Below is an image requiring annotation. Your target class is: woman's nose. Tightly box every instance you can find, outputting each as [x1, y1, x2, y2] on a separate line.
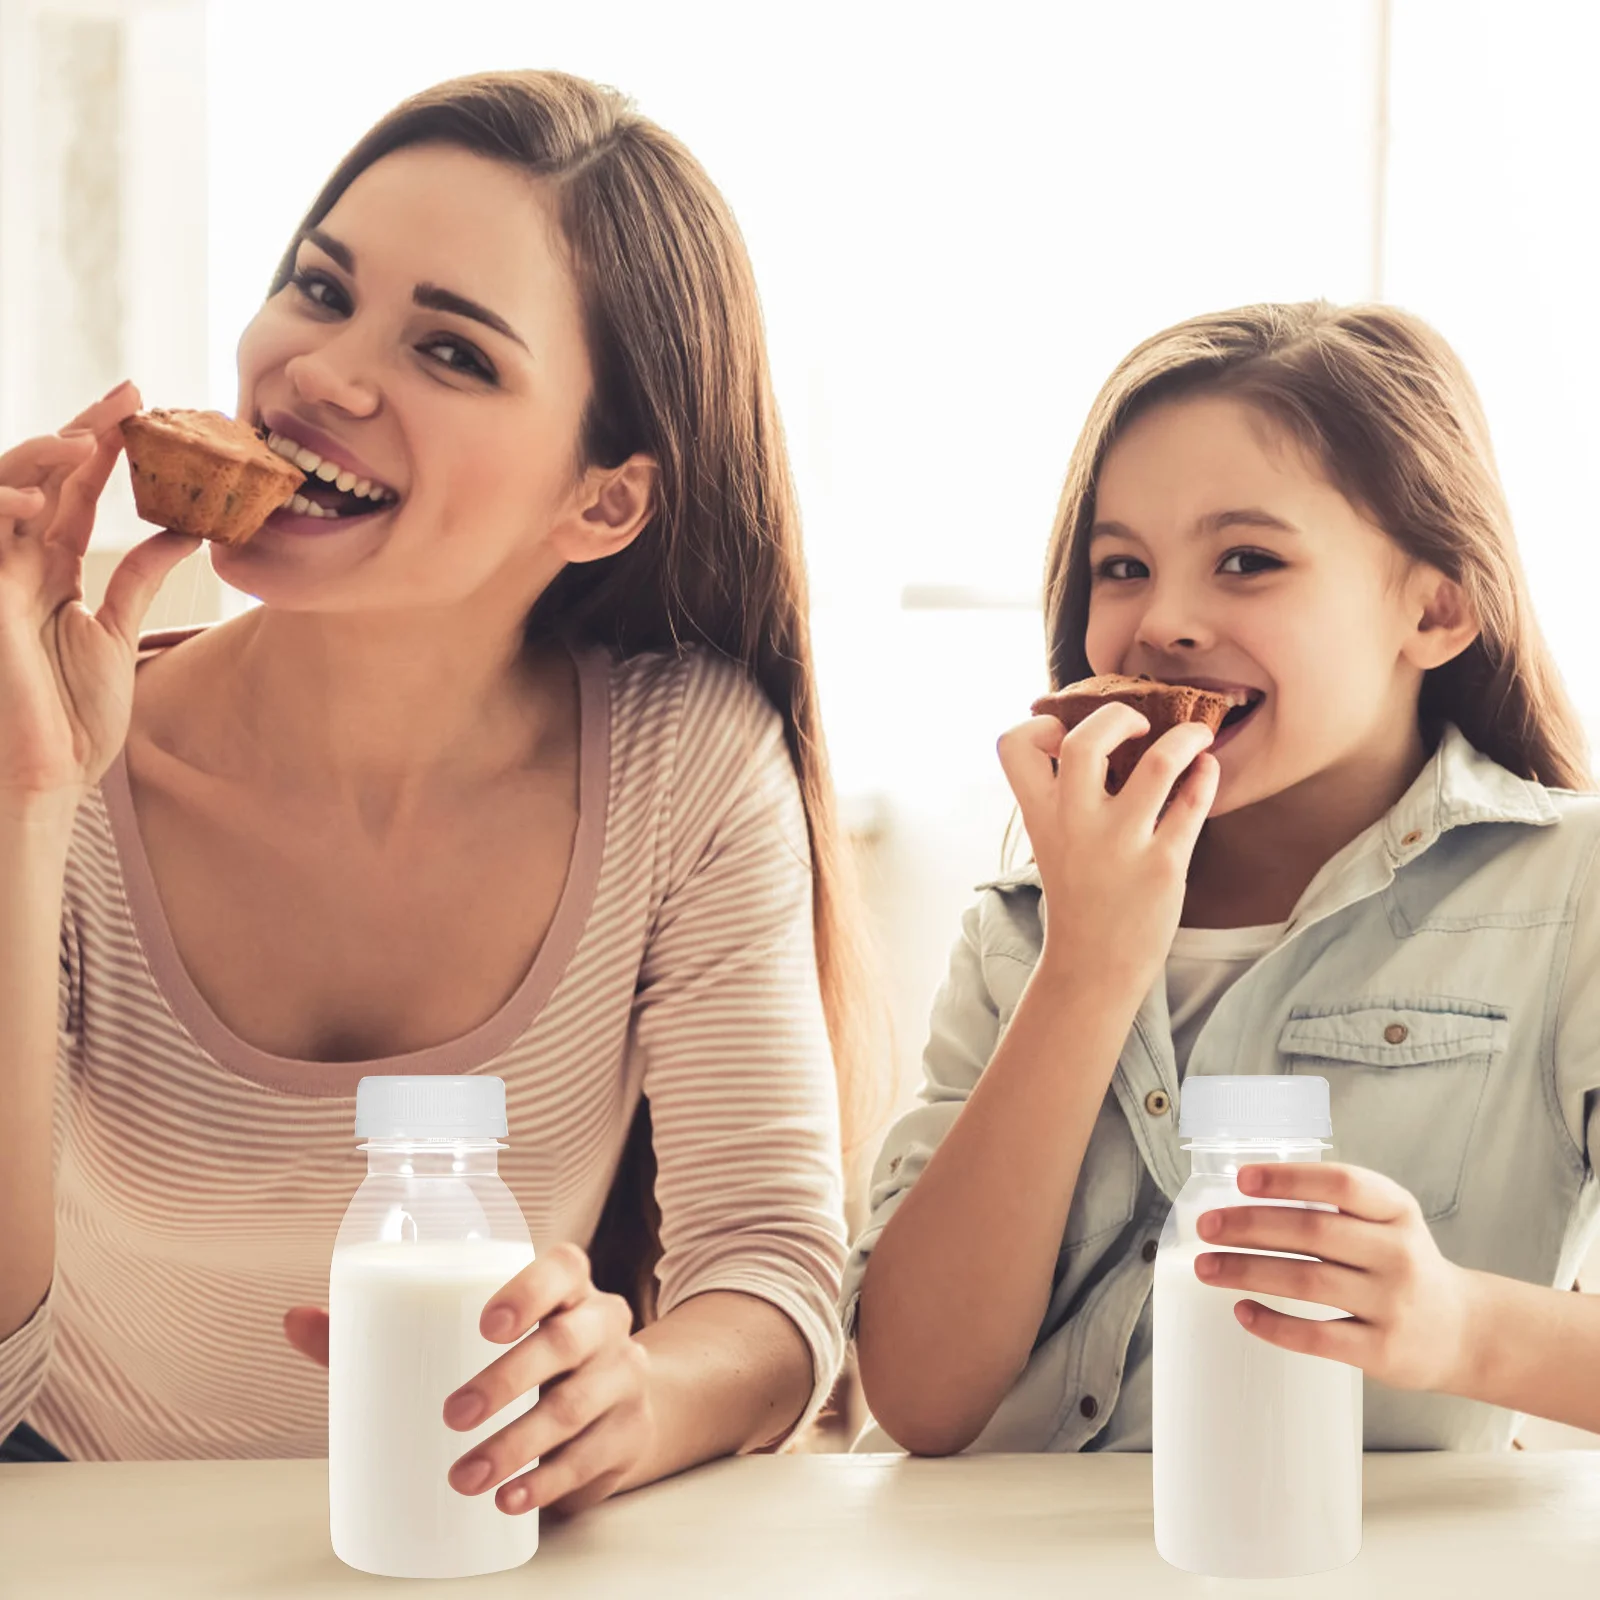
[283, 342, 379, 419]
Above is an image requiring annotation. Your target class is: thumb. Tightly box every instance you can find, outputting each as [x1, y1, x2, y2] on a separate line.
[283, 1305, 330, 1369]
[96, 531, 204, 647]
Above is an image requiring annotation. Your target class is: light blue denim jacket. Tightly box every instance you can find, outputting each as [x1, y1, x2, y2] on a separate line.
[841, 726, 1600, 1452]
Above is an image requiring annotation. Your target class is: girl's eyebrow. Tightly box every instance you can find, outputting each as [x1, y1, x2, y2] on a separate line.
[297, 227, 530, 352]
[1089, 507, 1303, 543]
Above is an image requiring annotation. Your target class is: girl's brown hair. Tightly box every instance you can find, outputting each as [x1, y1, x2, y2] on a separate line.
[269, 70, 884, 1320]
[1043, 301, 1590, 791]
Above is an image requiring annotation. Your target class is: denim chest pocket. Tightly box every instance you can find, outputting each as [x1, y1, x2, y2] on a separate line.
[1277, 999, 1506, 1222]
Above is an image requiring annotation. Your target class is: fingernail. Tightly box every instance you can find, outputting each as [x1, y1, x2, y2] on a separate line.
[1197, 1254, 1221, 1278]
[1197, 1211, 1221, 1238]
[445, 1390, 487, 1429]
[455, 1455, 493, 1494]
[483, 1304, 516, 1340]
[502, 1483, 531, 1513]
[100, 380, 132, 402]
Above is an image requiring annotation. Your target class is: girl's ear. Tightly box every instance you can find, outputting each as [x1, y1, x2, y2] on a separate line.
[549, 454, 659, 566]
[1404, 566, 1479, 671]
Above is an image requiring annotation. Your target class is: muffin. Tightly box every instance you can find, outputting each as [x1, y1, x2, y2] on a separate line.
[120, 409, 305, 546]
[1031, 673, 1247, 792]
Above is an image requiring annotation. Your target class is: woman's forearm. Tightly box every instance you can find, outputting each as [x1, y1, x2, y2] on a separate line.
[620, 1289, 815, 1491]
[1456, 1269, 1600, 1434]
[855, 958, 1141, 1456]
[0, 795, 78, 1342]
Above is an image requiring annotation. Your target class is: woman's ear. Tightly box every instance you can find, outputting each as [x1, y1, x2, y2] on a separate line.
[550, 454, 659, 565]
[1404, 566, 1479, 671]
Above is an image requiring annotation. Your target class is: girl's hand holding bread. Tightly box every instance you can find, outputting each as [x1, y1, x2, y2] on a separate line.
[0, 382, 201, 804]
[998, 698, 1220, 1003]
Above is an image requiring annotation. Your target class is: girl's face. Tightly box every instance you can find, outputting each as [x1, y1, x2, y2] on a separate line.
[228, 143, 618, 612]
[1085, 393, 1451, 818]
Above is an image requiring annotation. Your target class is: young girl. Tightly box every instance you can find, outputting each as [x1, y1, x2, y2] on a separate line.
[844, 301, 1600, 1455]
[0, 71, 875, 1514]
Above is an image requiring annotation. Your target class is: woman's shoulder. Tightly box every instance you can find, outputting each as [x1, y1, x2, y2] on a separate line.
[603, 643, 783, 766]
[604, 640, 774, 715]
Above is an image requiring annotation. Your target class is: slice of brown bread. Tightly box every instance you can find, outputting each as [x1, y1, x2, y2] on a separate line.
[1031, 673, 1245, 792]
[120, 409, 305, 546]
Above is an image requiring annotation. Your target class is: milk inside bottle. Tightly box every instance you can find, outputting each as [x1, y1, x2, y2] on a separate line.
[329, 1075, 539, 1579]
[1153, 1073, 1362, 1579]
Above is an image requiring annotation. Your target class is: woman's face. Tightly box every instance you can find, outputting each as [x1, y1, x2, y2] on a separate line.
[1084, 393, 1447, 817]
[228, 143, 602, 612]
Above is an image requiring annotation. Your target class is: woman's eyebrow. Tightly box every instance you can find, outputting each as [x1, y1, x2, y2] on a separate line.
[298, 227, 529, 352]
[303, 227, 355, 272]
[413, 284, 529, 352]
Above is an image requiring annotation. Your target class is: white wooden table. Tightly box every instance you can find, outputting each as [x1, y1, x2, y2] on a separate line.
[3, 1451, 1599, 1598]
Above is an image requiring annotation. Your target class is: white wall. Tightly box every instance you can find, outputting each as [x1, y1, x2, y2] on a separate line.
[201, 0, 1389, 1097]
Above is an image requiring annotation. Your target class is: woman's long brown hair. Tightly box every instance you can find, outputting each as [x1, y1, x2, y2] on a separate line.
[1042, 301, 1591, 791]
[269, 71, 884, 1322]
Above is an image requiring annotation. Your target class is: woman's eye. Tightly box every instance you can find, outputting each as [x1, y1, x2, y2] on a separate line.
[419, 338, 497, 383]
[289, 269, 348, 313]
[1218, 549, 1284, 576]
[1094, 556, 1148, 582]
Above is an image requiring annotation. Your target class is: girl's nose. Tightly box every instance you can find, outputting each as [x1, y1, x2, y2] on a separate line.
[283, 344, 380, 419]
[1134, 588, 1212, 655]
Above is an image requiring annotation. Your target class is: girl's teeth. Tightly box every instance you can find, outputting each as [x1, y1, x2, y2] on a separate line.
[294, 447, 321, 472]
[353, 478, 373, 498]
[289, 493, 311, 514]
[314, 460, 340, 482]
[335, 469, 357, 492]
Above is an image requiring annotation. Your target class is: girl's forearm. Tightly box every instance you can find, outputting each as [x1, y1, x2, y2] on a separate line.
[1455, 1269, 1600, 1435]
[855, 959, 1141, 1456]
[620, 1289, 815, 1491]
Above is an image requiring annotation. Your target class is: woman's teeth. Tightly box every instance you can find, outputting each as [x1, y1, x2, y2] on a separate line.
[265, 432, 393, 505]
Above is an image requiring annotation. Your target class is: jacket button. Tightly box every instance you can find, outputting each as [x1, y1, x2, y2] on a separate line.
[1142, 1240, 1158, 1263]
[1400, 829, 1423, 847]
[1144, 1089, 1170, 1116]
[1079, 1395, 1098, 1419]
[1384, 1022, 1409, 1045]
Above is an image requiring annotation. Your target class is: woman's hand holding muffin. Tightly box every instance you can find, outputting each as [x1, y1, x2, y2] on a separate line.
[0, 382, 201, 804]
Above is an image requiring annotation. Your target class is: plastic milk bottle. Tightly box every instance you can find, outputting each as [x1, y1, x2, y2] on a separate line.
[329, 1075, 538, 1579]
[1153, 1074, 1362, 1578]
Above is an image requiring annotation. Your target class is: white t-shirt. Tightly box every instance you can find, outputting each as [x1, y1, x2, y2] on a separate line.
[1166, 920, 1289, 1079]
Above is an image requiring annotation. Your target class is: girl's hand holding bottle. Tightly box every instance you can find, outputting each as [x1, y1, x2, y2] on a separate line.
[1196, 1160, 1478, 1394]
[997, 702, 1221, 1003]
[0, 382, 200, 805]
[286, 1241, 654, 1518]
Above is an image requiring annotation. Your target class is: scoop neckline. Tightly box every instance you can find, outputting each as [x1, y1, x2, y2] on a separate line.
[99, 632, 612, 1097]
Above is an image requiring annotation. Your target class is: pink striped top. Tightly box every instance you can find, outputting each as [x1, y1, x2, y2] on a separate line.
[0, 628, 847, 1460]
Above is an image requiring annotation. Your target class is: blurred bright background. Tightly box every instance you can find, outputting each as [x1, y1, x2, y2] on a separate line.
[3, 0, 1597, 1439]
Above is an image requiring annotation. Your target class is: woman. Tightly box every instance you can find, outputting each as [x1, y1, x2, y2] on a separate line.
[0, 70, 875, 1517]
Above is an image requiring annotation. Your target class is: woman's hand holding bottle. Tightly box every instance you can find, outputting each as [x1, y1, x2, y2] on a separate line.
[997, 703, 1220, 1005]
[0, 382, 200, 806]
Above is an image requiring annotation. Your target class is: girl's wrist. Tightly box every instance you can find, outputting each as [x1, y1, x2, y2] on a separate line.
[1033, 937, 1154, 1014]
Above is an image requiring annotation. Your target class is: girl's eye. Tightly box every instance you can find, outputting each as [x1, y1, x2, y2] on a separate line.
[1094, 556, 1148, 582]
[289, 269, 348, 313]
[418, 338, 497, 383]
[1218, 549, 1284, 576]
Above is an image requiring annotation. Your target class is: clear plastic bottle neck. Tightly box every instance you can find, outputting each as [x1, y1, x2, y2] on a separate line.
[1181, 1138, 1329, 1177]
[358, 1139, 506, 1176]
